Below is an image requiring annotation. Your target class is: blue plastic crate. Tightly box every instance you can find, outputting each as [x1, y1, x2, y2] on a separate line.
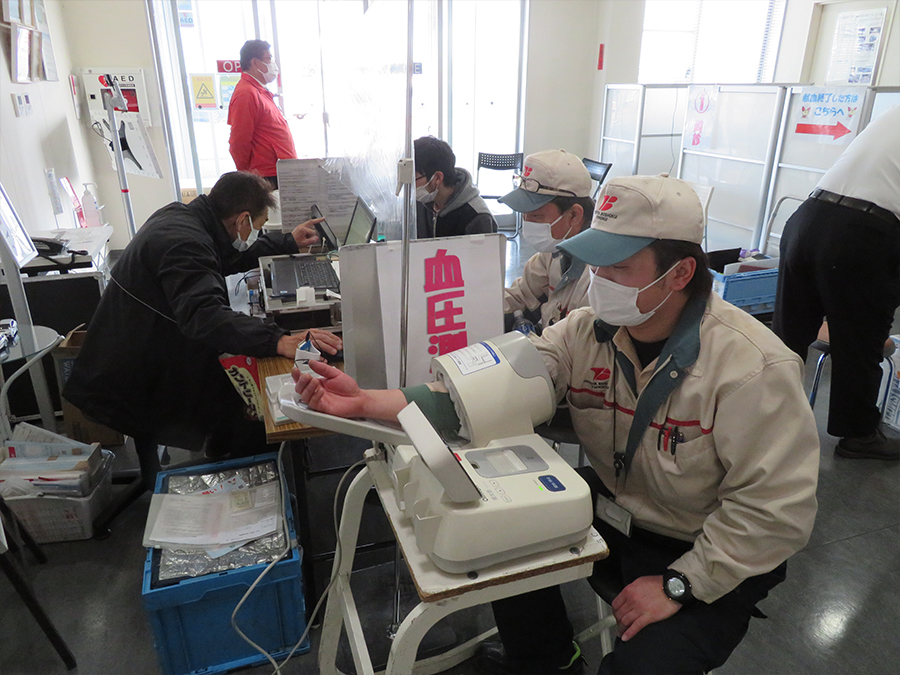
[142, 454, 309, 675]
[711, 267, 778, 315]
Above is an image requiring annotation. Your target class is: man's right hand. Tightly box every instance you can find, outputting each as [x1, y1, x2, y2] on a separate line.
[291, 219, 323, 248]
[292, 359, 368, 418]
[292, 360, 408, 422]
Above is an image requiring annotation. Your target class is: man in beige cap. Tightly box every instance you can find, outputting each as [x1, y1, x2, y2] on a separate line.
[291, 175, 820, 674]
[501, 150, 595, 333]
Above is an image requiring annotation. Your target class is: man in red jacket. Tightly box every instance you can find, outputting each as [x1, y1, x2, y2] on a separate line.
[227, 40, 297, 188]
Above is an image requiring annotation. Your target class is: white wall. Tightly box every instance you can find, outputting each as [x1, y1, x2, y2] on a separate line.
[776, 0, 819, 81]
[587, 0, 645, 158]
[0, 0, 97, 238]
[58, 0, 175, 250]
[522, 0, 601, 159]
[522, 0, 644, 163]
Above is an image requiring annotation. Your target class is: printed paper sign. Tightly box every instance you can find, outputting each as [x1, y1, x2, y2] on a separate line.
[790, 87, 864, 145]
[682, 86, 718, 151]
[191, 74, 217, 109]
[825, 8, 886, 85]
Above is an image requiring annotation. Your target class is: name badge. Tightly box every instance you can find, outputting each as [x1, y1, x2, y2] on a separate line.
[595, 494, 633, 537]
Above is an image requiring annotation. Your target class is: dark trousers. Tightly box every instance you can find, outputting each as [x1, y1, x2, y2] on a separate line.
[773, 197, 900, 438]
[491, 473, 787, 674]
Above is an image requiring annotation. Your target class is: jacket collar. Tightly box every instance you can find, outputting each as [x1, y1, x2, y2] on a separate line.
[187, 195, 233, 250]
[555, 254, 585, 292]
[592, 292, 707, 374]
[240, 71, 273, 97]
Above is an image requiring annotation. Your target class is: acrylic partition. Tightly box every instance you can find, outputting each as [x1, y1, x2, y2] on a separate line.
[676, 85, 786, 253]
[599, 85, 689, 183]
[318, 1, 410, 242]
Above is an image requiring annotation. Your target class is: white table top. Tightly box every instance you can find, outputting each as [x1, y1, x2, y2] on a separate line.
[33, 226, 114, 259]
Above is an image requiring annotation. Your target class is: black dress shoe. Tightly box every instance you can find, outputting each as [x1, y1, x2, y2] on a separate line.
[836, 428, 900, 460]
[474, 640, 585, 674]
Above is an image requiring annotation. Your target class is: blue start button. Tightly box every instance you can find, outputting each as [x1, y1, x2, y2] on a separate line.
[539, 475, 565, 492]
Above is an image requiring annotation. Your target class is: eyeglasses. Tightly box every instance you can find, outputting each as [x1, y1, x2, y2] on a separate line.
[512, 174, 576, 198]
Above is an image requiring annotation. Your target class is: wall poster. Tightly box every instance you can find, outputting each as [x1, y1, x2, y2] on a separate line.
[825, 7, 887, 85]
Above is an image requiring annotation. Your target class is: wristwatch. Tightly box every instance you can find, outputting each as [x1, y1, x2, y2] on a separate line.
[663, 570, 695, 607]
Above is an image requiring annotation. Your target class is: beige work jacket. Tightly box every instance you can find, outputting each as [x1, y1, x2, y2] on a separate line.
[535, 294, 820, 603]
[504, 251, 591, 329]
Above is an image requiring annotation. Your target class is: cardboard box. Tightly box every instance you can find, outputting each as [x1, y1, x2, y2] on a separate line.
[52, 330, 125, 446]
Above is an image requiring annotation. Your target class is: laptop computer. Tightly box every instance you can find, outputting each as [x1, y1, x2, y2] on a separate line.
[270, 255, 340, 299]
[343, 198, 377, 246]
[310, 204, 340, 252]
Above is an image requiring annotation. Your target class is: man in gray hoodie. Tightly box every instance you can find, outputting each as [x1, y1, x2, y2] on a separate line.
[414, 136, 497, 238]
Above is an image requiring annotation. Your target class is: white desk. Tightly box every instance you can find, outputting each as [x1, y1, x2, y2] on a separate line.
[318, 448, 609, 675]
[21, 226, 114, 276]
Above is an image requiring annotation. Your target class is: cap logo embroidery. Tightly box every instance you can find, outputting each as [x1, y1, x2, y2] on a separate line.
[522, 166, 533, 177]
[590, 367, 611, 381]
[600, 195, 617, 211]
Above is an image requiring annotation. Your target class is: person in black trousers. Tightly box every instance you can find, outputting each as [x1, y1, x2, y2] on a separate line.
[773, 104, 900, 461]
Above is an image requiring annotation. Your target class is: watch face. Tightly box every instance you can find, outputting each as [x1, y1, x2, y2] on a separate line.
[667, 577, 686, 597]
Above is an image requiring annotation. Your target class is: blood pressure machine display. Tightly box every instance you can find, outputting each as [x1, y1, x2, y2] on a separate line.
[278, 332, 593, 574]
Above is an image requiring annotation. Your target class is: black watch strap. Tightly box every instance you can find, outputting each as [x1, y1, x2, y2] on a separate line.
[663, 569, 695, 607]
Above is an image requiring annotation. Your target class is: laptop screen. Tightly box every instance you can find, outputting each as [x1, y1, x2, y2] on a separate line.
[343, 198, 377, 246]
[310, 204, 339, 252]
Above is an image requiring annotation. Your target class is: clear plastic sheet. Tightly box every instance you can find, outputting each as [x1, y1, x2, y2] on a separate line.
[318, 0, 410, 241]
[157, 460, 288, 582]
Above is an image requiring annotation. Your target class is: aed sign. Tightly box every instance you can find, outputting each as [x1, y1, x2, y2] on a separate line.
[217, 60, 242, 74]
[80, 67, 153, 127]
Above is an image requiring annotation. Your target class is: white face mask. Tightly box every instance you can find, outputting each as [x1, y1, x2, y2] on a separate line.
[261, 60, 278, 84]
[522, 213, 565, 253]
[588, 261, 681, 326]
[232, 216, 260, 252]
[416, 179, 438, 203]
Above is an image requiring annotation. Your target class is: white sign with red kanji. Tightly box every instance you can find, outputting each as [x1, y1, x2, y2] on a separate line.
[682, 86, 718, 151]
[375, 235, 505, 388]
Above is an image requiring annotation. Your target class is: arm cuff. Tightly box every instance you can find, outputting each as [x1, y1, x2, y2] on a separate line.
[401, 385, 460, 433]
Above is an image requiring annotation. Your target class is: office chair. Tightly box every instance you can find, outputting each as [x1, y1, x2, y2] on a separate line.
[476, 152, 524, 238]
[581, 158, 613, 199]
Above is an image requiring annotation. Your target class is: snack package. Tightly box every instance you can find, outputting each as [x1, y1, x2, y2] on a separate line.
[219, 354, 265, 421]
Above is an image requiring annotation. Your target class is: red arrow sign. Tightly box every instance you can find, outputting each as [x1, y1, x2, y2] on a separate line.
[795, 121, 852, 140]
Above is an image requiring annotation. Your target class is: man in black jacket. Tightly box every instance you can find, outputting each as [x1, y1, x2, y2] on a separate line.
[64, 172, 340, 483]
[415, 136, 497, 238]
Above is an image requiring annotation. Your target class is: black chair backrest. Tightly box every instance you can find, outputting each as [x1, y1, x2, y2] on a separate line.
[582, 158, 612, 184]
[476, 152, 524, 201]
[477, 152, 524, 172]
[581, 158, 613, 198]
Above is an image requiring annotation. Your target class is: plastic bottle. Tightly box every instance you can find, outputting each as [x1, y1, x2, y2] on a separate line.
[81, 183, 104, 227]
[512, 310, 536, 335]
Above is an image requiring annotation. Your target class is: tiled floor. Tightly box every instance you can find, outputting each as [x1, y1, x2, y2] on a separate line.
[3, 234, 899, 675]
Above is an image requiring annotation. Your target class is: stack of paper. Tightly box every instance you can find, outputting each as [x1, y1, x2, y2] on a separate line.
[0, 424, 103, 497]
[143, 476, 282, 558]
